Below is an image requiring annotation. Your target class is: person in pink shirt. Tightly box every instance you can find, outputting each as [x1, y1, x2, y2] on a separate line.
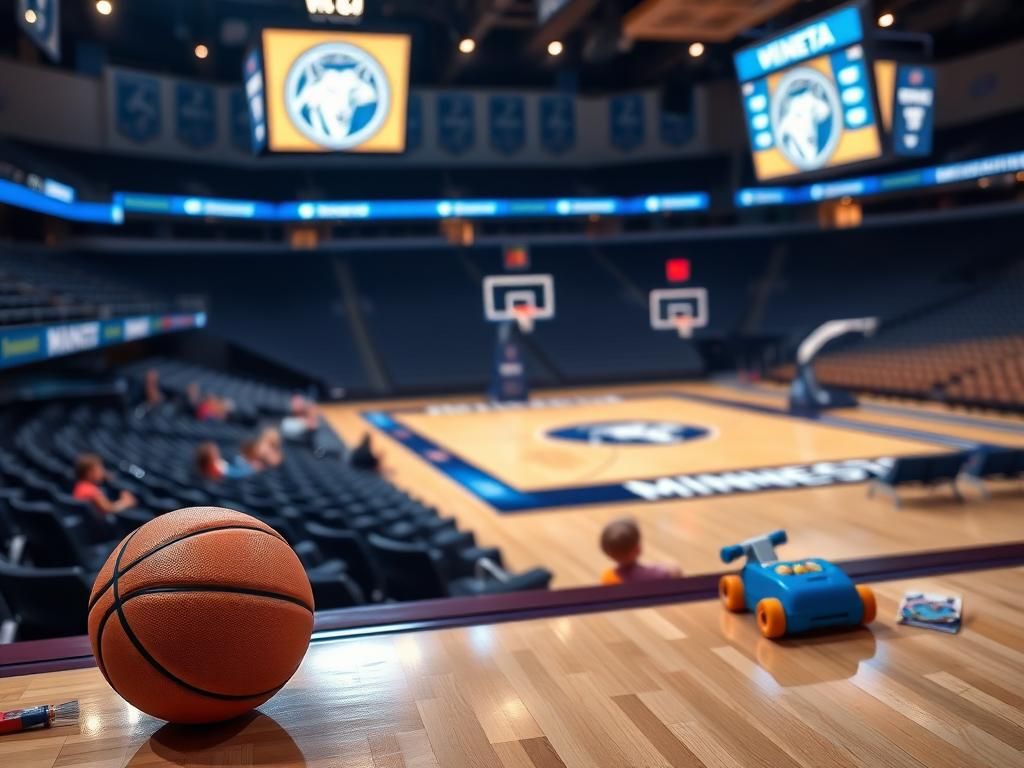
[599, 517, 681, 586]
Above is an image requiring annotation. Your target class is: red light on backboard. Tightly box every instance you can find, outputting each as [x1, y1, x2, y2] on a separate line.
[666, 258, 691, 283]
[504, 244, 530, 271]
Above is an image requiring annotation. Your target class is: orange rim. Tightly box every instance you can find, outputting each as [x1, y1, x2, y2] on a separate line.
[856, 585, 877, 624]
[756, 598, 786, 639]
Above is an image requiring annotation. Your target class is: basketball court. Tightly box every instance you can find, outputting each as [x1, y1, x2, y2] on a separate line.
[325, 380, 1024, 588]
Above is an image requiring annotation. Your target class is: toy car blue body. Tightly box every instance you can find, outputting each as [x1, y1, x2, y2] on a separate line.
[719, 530, 875, 638]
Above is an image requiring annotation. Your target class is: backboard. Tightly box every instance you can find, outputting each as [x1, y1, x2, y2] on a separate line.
[650, 287, 709, 337]
[483, 274, 556, 333]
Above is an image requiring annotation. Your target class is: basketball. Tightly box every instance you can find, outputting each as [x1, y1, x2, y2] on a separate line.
[87, 508, 314, 724]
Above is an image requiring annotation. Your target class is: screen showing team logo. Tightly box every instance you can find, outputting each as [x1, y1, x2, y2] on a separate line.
[548, 421, 710, 446]
[261, 29, 410, 153]
[734, 4, 882, 181]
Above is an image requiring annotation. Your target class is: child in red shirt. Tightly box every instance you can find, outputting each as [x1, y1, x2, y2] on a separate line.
[600, 517, 681, 586]
[72, 454, 137, 516]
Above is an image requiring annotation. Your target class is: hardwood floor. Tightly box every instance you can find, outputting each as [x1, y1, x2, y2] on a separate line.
[323, 382, 1024, 588]
[2, 567, 1021, 767]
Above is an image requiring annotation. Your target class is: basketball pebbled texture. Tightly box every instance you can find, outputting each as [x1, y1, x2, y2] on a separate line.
[88, 507, 314, 724]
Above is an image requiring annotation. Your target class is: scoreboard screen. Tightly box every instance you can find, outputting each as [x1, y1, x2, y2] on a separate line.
[247, 28, 411, 154]
[734, 4, 883, 181]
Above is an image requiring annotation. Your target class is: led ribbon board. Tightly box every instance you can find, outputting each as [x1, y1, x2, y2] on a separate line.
[734, 3, 883, 181]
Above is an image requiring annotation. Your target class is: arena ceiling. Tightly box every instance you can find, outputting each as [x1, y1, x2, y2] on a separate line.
[1, 0, 1023, 91]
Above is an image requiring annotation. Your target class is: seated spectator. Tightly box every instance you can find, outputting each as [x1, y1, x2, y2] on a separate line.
[143, 368, 164, 406]
[195, 393, 232, 422]
[280, 395, 321, 441]
[256, 426, 285, 468]
[599, 518, 681, 586]
[73, 453, 137, 516]
[238, 438, 266, 474]
[195, 442, 254, 481]
[185, 381, 202, 408]
[349, 432, 381, 472]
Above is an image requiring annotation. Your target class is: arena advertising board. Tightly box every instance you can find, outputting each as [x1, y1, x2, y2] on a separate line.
[258, 28, 410, 153]
[734, 3, 883, 181]
[0, 313, 207, 369]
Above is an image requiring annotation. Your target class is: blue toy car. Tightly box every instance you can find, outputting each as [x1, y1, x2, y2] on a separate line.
[719, 530, 876, 639]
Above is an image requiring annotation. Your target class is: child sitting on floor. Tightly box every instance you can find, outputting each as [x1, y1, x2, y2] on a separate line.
[600, 517, 681, 585]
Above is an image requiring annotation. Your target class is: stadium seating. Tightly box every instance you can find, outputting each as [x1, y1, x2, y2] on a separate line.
[961, 447, 1024, 498]
[0, 361, 552, 641]
[0, 248, 195, 328]
[0, 558, 92, 641]
[772, 260, 1024, 412]
[867, 453, 970, 507]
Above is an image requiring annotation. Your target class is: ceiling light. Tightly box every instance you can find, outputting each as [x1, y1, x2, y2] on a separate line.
[688, 42, 705, 58]
[458, 38, 476, 54]
[194, 44, 209, 60]
[877, 12, 894, 28]
[96, 0, 113, 15]
[24, 9, 37, 23]
[547, 40, 564, 57]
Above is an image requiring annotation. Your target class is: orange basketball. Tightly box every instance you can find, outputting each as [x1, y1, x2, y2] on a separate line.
[88, 508, 314, 724]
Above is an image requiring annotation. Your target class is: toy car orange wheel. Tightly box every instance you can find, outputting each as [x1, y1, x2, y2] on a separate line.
[719, 575, 746, 612]
[756, 598, 787, 639]
[856, 585, 877, 624]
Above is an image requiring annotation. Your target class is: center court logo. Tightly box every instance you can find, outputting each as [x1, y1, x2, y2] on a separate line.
[771, 66, 842, 170]
[285, 42, 390, 150]
[547, 421, 710, 446]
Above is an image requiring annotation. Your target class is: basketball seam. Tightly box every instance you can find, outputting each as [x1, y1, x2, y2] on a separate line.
[94, 527, 140, 698]
[96, 585, 312, 701]
[88, 524, 285, 611]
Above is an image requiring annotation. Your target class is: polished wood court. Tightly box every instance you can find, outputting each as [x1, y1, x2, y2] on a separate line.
[325, 382, 1024, 588]
[2, 568, 1021, 767]
[395, 394, 947, 491]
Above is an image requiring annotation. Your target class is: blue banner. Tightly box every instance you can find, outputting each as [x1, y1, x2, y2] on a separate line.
[229, 89, 250, 153]
[176, 82, 217, 149]
[893, 65, 935, 157]
[661, 111, 695, 148]
[489, 95, 526, 155]
[734, 5, 864, 82]
[243, 49, 267, 154]
[115, 72, 162, 144]
[539, 95, 575, 155]
[609, 93, 645, 152]
[406, 92, 422, 152]
[17, 0, 60, 62]
[437, 93, 476, 156]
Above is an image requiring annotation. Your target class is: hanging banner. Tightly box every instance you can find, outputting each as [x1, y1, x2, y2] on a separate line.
[176, 82, 218, 149]
[538, 95, 575, 155]
[610, 93, 645, 152]
[115, 71, 162, 144]
[437, 92, 476, 155]
[489, 94, 526, 155]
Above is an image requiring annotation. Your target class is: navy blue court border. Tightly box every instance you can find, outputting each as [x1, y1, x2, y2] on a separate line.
[363, 391, 1008, 514]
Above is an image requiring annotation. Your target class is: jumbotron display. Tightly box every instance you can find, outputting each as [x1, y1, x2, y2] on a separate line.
[247, 28, 411, 154]
[734, 3, 883, 181]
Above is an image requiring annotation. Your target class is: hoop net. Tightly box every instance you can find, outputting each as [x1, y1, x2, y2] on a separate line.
[513, 305, 536, 334]
[673, 314, 694, 339]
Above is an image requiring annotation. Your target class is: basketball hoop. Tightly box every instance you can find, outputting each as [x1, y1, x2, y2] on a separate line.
[673, 314, 694, 339]
[513, 305, 536, 334]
